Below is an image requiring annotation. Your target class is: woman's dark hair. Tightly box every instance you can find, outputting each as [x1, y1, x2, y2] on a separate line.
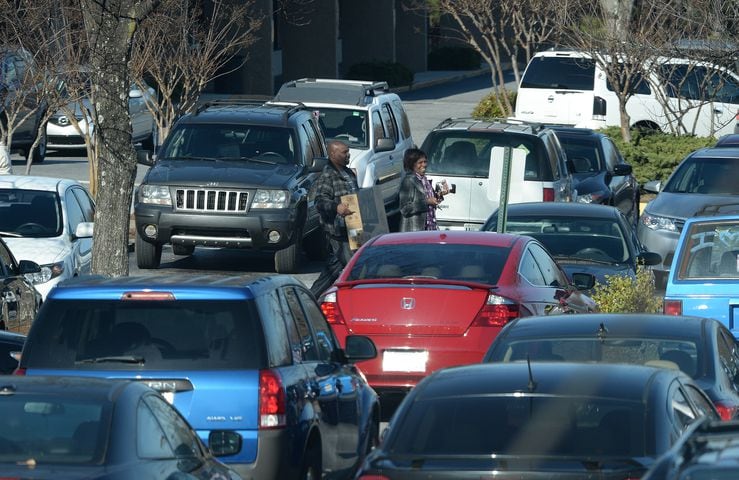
[403, 148, 427, 171]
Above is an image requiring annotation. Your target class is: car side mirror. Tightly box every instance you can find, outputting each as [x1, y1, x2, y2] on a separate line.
[137, 149, 155, 166]
[571, 272, 596, 291]
[643, 180, 662, 194]
[375, 137, 394, 153]
[637, 251, 662, 266]
[344, 335, 377, 362]
[613, 163, 632, 176]
[73, 222, 94, 239]
[18, 260, 41, 274]
[208, 430, 242, 457]
[308, 156, 328, 173]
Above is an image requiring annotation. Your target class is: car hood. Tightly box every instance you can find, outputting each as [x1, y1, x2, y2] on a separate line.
[3, 237, 69, 265]
[145, 159, 300, 189]
[646, 191, 739, 219]
[558, 261, 633, 285]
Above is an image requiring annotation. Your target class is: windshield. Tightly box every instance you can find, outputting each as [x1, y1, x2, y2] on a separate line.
[0, 189, 62, 238]
[160, 123, 298, 164]
[664, 157, 739, 194]
[347, 243, 510, 284]
[389, 395, 648, 457]
[314, 108, 368, 149]
[24, 300, 267, 371]
[677, 219, 739, 279]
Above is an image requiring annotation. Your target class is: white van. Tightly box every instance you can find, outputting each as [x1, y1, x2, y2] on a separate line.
[515, 50, 739, 138]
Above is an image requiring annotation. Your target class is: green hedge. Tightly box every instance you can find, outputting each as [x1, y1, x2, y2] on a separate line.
[344, 61, 414, 88]
[591, 266, 662, 313]
[428, 46, 482, 70]
[472, 91, 517, 119]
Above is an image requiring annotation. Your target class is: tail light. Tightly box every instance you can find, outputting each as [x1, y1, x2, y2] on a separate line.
[472, 293, 519, 327]
[259, 369, 286, 429]
[592, 96, 607, 120]
[12, 367, 26, 376]
[320, 291, 346, 326]
[663, 299, 682, 316]
[714, 402, 738, 421]
[543, 188, 555, 202]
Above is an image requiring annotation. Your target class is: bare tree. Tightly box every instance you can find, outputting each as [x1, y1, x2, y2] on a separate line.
[130, 0, 262, 145]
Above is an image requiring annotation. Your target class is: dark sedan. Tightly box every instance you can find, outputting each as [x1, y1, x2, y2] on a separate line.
[484, 313, 739, 420]
[356, 362, 718, 479]
[551, 126, 639, 226]
[481, 202, 661, 286]
[0, 376, 240, 479]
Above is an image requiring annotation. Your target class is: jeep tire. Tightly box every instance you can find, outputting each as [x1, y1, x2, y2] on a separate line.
[275, 229, 302, 273]
[136, 233, 162, 269]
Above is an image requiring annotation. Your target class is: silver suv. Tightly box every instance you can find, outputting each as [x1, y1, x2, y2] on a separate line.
[272, 78, 414, 216]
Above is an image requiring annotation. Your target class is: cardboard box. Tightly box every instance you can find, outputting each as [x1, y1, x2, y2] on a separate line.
[341, 186, 389, 250]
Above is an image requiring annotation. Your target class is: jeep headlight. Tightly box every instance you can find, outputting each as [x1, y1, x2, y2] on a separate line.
[25, 262, 64, 285]
[252, 189, 289, 208]
[640, 212, 677, 232]
[139, 185, 172, 205]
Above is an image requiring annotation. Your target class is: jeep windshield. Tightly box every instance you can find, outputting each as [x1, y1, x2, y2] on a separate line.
[22, 300, 267, 371]
[314, 108, 369, 149]
[160, 124, 298, 165]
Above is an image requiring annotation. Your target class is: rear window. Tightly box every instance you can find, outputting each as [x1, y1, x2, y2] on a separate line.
[423, 131, 552, 181]
[520, 56, 595, 90]
[347, 243, 510, 285]
[388, 395, 648, 457]
[314, 108, 368, 149]
[676, 220, 739, 280]
[23, 300, 267, 371]
[556, 135, 605, 173]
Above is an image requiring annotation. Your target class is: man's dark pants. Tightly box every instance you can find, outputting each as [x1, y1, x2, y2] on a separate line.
[310, 236, 352, 298]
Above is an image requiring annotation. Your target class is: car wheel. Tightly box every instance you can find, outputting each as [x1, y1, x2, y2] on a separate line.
[29, 126, 47, 164]
[135, 233, 162, 269]
[303, 228, 328, 261]
[299, 444, 321, 480]
[275, 227, 302, 273]
[172, 244, 194, 256]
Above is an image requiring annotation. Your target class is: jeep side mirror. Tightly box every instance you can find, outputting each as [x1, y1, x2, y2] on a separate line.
[137, 149, 154, 166]
[375, 137, 394, 153]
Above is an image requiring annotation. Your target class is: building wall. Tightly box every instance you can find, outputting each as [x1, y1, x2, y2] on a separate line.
[339, 0, 395, 75]
[280, 0, 339, 83]
[395, 2, 426, 72]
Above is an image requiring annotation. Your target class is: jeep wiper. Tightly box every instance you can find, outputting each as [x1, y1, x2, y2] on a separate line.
[75, 355, 146, 365]
[0, 230, 22, 238]
[160, 156, 220, 161]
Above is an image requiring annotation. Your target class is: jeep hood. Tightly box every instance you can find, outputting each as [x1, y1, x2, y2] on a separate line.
[646, 191, 739, 219]
[145, 159, 300, 188]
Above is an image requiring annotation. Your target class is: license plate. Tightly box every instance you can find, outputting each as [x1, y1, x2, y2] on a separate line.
[382, 350, 428, 372]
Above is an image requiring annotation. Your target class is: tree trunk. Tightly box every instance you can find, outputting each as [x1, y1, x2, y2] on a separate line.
[81, 0, 141, 277]
[619, 99, 632, 143]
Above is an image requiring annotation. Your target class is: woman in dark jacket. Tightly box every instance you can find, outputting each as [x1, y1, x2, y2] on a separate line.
[399, 148, 447, 232]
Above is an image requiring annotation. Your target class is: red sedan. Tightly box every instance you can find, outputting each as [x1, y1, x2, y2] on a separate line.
[319, 230, 597, 398]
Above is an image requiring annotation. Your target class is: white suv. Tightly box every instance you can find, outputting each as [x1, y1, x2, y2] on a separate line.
[272, 78, 414, 215]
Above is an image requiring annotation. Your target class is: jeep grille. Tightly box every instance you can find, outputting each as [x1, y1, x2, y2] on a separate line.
[175, 189, 249, 213]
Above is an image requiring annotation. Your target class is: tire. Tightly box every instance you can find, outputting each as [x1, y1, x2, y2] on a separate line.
[172, 244, 194, 256]
[275, 228, 302, 273]
[299, 444, 321, 480]
[136, 233, 162, 269]
[29, 126, 47, 164]
[303, 229, 328, 261]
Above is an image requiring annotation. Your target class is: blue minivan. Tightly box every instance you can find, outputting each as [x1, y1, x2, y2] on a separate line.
[16, 274, 380, 479]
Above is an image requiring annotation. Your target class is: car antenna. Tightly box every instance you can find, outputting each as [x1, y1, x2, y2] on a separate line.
[526, 355, 537, 392]
[596, 322, 608, 343]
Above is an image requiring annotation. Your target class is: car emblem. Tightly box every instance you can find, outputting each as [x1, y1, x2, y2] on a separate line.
[547, 95, 554, 103]
[58, 115, 69, 126]
[206, 181, 219, 187]
[401, 297, 415, 310]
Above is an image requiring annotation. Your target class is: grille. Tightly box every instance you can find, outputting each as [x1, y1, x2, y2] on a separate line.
[175, 189, 249, 213]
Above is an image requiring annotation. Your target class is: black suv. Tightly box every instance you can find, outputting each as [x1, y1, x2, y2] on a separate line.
[134, 100, 328, 273]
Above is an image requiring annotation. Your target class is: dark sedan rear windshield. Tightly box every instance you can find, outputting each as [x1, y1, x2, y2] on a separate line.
[388, 395, 648, 457]
[346, 243, 510, 285]
[24, 300, 266, 370]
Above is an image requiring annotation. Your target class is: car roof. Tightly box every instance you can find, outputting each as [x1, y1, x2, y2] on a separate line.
[419, 362, 679, 401]
[47, 273, 303, 301]
[498, 202, 621, 218]
[180, 100, 313, 127]
[274, 78, 391, 107]
[715, 134, 739, 148]
[431, 117, 549, 137]
[0, 175, 79, 192]
[499, 313, 708, 340]
[547, 125, 603, 138]
[367, 230, 523, 248]
[0, 375, 140, 401]
[689, 147, 739, 159]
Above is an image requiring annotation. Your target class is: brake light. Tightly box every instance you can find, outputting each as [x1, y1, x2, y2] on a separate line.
[663, 299, 682, 316]
[320, 291, 346, 326]
[259, 369, 286, 429]
[714, 402, 738, 421]
[12, 367, 26, 376]
[472, 293, 519, 327]
[543, 188, 554, 202]
[121, 291, 175, 300]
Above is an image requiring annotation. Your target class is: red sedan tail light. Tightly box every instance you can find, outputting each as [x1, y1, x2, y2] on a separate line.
[320, 291, 347, 326]
[663, 299, 682, 316]
[472, 293, 519, 327]
[12, 367, 26, 376]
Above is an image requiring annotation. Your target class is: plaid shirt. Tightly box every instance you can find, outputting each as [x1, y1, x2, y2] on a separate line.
[312, 162, 358, 239]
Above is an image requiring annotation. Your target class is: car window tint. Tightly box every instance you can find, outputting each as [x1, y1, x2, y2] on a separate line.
[299, 124, 315, 162]
[520, 249, 546, 286]
[528, 243, 567, 287]
[306, 118, 326, 156]
[602, 138, 620, 171]
[72, 187, 95, 222]
[297, 288, 333, 362]
[380, 104, 399, 143]
[0, 189, 62, 237]
[347, 243, 510, 285]
[683, 384, 718, 419]
[22, 300, 267, 370]
[256, 290, 292, 367]
[557, 135, 604, 173]
[0, 241, 16, 275]
[65, 190, 85, 233]
[677, 220, 739, 279]
[392, 99, 412, 139]
[606, 71, 652, 95]
[143, 395, 202, 458]
[137, 398, 176, 458]
[316, 108, 368, 149]
[520, 56, 595, 90]
[718, 328, 739, 387]
[371, 111, 385, 143]
[672, 386, 698, 431]
[542, 132, 562, 179]
[283, 287, 319, 362]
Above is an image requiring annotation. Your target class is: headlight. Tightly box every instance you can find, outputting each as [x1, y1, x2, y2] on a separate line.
[640, 212, 678, 232]
[252, 189, 289, 208]
[24, 262, 65, 285]
[577, 191, 607, 204]
[139, 185, 172, 205]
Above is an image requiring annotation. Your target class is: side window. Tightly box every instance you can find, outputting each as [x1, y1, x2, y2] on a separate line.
[718, 328, 739, 388]
[297, 288, 334, 362]
[65, 190, 86, 233]
[391, 99, 412, 140]
[299, 124, 315, 162]
[137, 398, 175, 458]
[283, 287, 319, 362]
[371, 111, 385, 143]
[671, 385, 697, 431]
[380, 104, 399, 143]
[72, 188, 95, 222]
[543, 134, 563, 179]
[143, 395, 202, 458]
[257, 291, 292, 367]
[601, 139, 619, 171]
[529, 243, 567, 287]
[519, 249, 546, 286]
[707, 69, 739, 104]
[305, 119, 325, 157]
[0, 241, 15, 276]
[683, 383, 718, 419]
